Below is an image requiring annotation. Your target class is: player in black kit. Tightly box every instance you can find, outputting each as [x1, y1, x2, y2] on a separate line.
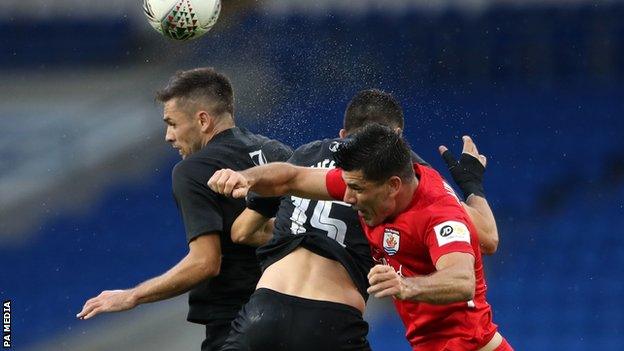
[217, 90, 499, 350]
[77, 68, 292, 351]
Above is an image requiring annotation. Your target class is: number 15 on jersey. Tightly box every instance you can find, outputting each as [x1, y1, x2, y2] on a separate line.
[289, 196, 350, 246]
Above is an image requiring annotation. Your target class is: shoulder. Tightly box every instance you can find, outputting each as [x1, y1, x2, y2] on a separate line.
[417, 195, 471, 242]
[261, 138, 293, 160]
[408, 167, 468, 225]
[295, 139, 326, 153]
[293, 138, 339, 158]
[172, 159, 193, 180]
[398, 201, 471, 251]
[419, 165, 456, 199]
[410, 150, 429, 166]
[172, 158, 218, 185]
[237, 127, 293, 161]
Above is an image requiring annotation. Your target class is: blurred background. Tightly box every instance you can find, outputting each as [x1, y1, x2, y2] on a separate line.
[1, 0, 623, 350]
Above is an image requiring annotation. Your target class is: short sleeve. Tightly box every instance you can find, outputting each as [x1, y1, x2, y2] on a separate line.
[172, 162, 223, 243]
[424, 212, 475, 265]
[326, 168, 347, 200]
[245, 140, 293, 218]
[246, 191, 281, 218]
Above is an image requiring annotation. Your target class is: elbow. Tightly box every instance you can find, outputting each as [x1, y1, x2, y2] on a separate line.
[230, 226, 247, 245]
[479, 227, 499, 255]
[481, 236, 499, 255]
[231, 233, 247, 245]
[204, 263, 220, 279]
[198, 258, 221, 279]
[489, 236, 499, 254]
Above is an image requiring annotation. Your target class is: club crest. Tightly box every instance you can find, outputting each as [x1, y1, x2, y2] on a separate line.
[383, 228, 400, 255]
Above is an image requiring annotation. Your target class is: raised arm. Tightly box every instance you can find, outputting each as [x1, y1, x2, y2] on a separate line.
[439, 136, 499, 254]
[208, 162, 333, 200]
[462, 197, 498, 254]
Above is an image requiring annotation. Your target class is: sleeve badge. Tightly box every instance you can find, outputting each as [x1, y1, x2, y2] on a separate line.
[433, 221, 471, 246]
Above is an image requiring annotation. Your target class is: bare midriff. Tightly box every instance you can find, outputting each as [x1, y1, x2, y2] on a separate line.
[257, 247, 366, 314]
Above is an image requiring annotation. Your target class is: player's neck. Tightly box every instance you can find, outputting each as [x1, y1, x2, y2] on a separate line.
[394, 177, 419, 215]
[201, 119, 236, 147]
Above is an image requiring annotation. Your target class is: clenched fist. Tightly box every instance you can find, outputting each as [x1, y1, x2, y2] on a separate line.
[207, 168, 250, 198]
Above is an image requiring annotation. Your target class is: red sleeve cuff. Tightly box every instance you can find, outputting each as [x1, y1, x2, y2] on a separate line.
[325, 168, 346, 201]
[429, 242, 475, 266]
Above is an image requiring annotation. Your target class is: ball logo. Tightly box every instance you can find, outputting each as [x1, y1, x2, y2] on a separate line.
[440, 225, 454, 237]
[329, 141, 340, 152]
[143, 0, 221, 41]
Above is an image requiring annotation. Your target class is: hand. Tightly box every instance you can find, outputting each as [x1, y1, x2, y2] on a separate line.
[439, 135, 487, 167]
[76, 289, 138, 320]
[367, 265, 408, 300]
[207, 169, 250, 198]
[439, 135, 487, 199]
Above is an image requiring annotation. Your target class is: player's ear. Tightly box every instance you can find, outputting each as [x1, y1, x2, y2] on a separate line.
[394, 127, 403, 136]
[387, 176, 402, 197]
[339, 128, 347, 139]
[198, 111, 214, 133]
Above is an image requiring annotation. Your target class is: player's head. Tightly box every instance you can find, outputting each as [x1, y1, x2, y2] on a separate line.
[333, 123, 415, 226]
[340, 89, 404, 138]
[156, 67, 235, 159]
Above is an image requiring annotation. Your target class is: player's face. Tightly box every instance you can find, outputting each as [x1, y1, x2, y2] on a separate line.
[163, 99, 203, 159]
[342, 170, 396, 226]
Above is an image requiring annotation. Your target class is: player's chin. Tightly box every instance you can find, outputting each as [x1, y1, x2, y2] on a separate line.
[363, 216, 382, 227]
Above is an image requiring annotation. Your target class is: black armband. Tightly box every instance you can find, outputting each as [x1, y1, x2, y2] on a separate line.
[441, 151, 486, 199]
[246, 192, 281, 218]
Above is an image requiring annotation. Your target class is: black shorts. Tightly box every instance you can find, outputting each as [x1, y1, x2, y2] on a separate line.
[202, 321, 232, 351]
[220, 288, 371, 351]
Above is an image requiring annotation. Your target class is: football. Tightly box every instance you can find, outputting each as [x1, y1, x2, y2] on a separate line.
[143, 0, 221, 41]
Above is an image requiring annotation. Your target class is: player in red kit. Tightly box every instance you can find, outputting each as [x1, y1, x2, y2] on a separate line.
[208, 124, 512, 350]
[325, 127, 508, 350]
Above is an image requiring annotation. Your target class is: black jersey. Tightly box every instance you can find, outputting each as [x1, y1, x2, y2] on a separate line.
[172, 127, 292, 324]
[254, 138, 373, 299]
[410, 150, 428, 167]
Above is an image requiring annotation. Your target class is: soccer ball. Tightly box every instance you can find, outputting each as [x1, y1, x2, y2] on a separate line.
[143, 0, 221, 41]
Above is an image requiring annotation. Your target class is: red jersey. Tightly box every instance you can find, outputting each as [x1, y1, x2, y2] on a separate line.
[326, 164, 498, 351]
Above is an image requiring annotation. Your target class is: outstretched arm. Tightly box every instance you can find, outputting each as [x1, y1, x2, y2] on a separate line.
[439, 136, 499, 254]
[77, 234, 221, 320]
[208, 162, 333, 200]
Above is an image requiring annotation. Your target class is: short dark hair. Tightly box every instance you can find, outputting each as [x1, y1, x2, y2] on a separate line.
[333, 123, 414, 183]
[156, 67, 234, 117]
[343, 89, 404, 134]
